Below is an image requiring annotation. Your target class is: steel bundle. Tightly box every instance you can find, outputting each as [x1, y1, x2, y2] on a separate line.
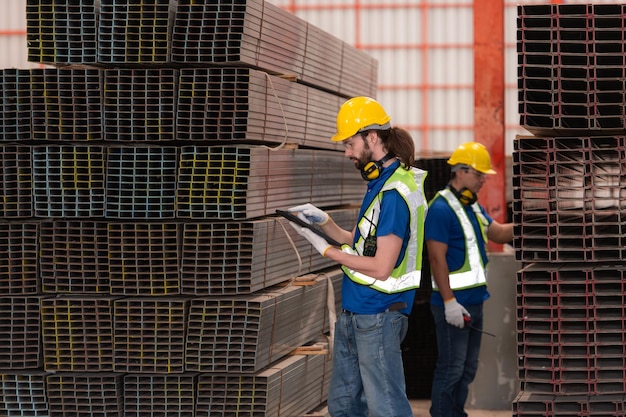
[515, 4, 626, 414]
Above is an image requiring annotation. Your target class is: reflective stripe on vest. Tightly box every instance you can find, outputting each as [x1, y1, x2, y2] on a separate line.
[431, 188, 487, 291]
[342, 167, 428, 294]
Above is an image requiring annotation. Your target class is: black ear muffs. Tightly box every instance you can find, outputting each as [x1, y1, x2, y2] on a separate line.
[448, 185, 477, 205]
[361, 153, 393, 181]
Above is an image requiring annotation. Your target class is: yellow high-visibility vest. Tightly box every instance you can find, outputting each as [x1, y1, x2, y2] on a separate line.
[341, 167, 428, 294]
[431, 188, 489, 291]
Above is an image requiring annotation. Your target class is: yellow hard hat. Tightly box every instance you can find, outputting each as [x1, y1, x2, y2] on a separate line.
[331, 96, 391, 142]
[447, 142, 496, 174]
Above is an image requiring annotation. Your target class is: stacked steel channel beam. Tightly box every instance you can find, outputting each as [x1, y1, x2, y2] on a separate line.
[515, 4, 626, 415]
[513, 136, 624, 263]
[518, 4, 626, 135]
[517, 263, 626, 395]
[10, 0, 380, 415]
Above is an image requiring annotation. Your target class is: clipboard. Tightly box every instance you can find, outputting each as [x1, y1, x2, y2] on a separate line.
[276, 209, 343, 247]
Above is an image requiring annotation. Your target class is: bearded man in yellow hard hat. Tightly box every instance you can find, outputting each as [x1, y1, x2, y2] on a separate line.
[288, 96, 428, 417]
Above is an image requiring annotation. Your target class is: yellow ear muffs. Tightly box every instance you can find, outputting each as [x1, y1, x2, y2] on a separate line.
[361, 153, 393, 181]
[448, 185, 477, 205]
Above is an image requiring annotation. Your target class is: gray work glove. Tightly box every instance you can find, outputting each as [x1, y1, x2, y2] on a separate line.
[444, 298, 470, 328]
[288, 203, 329, 225]
[289, 222, 331, 257]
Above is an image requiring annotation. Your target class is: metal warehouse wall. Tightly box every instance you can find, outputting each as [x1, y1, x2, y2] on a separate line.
[1, 0, 623, 155]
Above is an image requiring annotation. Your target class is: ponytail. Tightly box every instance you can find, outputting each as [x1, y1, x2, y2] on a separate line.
[377, 127, 416, 168]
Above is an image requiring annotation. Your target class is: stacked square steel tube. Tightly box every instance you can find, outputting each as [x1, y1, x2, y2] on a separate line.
[123, 374, 197, 417]
[26, 0, 99, 65]
[0, 374, 49, 416]
[45, 373, 124, 416]
[0, 70, 32, 141]
[1, 1, 378, 415]
[515, 4, 626, 415]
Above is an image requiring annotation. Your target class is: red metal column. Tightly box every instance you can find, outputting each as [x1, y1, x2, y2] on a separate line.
[474, 0, 505, 251]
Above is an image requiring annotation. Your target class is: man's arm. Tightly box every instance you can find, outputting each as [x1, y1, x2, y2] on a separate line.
[324, 233, 403, 281]
[426, 239, 453, 301]
[487, 220, 513, 244]
[320, 216, 355, 246]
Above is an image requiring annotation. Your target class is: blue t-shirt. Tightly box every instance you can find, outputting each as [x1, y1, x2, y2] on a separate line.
[425, 192, 492, 306]
[341, 161, 416, 315]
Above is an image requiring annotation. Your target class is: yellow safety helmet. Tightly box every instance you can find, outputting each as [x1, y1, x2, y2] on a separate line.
[447, 142, 496, 174]
[331, 96, 391, 142]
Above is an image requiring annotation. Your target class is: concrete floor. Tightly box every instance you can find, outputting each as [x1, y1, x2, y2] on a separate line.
[304, 400, 512, 416]
[410, 399, 512, 416]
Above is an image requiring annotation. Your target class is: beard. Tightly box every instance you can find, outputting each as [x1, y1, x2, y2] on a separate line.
[353, 143, 374, 171]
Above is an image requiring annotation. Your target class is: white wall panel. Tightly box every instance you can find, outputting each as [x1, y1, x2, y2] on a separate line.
[428, 6, 473, 44]
[0, 0, 26, 32]
[372, 48, 422, 88]
[0, 0, 39, 69]
[359, 8, 423, 45]
[297, 9, 357, 45]
[428, 47, 473, 85]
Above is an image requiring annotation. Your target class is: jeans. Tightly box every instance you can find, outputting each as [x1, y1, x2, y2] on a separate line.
[327, 310, 413, 417]
[430, 303, 483, 417]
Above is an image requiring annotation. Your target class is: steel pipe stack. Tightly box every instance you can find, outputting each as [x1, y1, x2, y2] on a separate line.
[515, 4, 626, 415]
[1, 0, 378, 415]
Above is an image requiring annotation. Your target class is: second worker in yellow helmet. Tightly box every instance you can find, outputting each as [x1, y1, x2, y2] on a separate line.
[425, 141, 513, 417]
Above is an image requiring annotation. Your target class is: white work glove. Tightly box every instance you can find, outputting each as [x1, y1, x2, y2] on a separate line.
[288, 203, 329, 225]
[289, 223, 332, 257]
[444, 298, 470, 328]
